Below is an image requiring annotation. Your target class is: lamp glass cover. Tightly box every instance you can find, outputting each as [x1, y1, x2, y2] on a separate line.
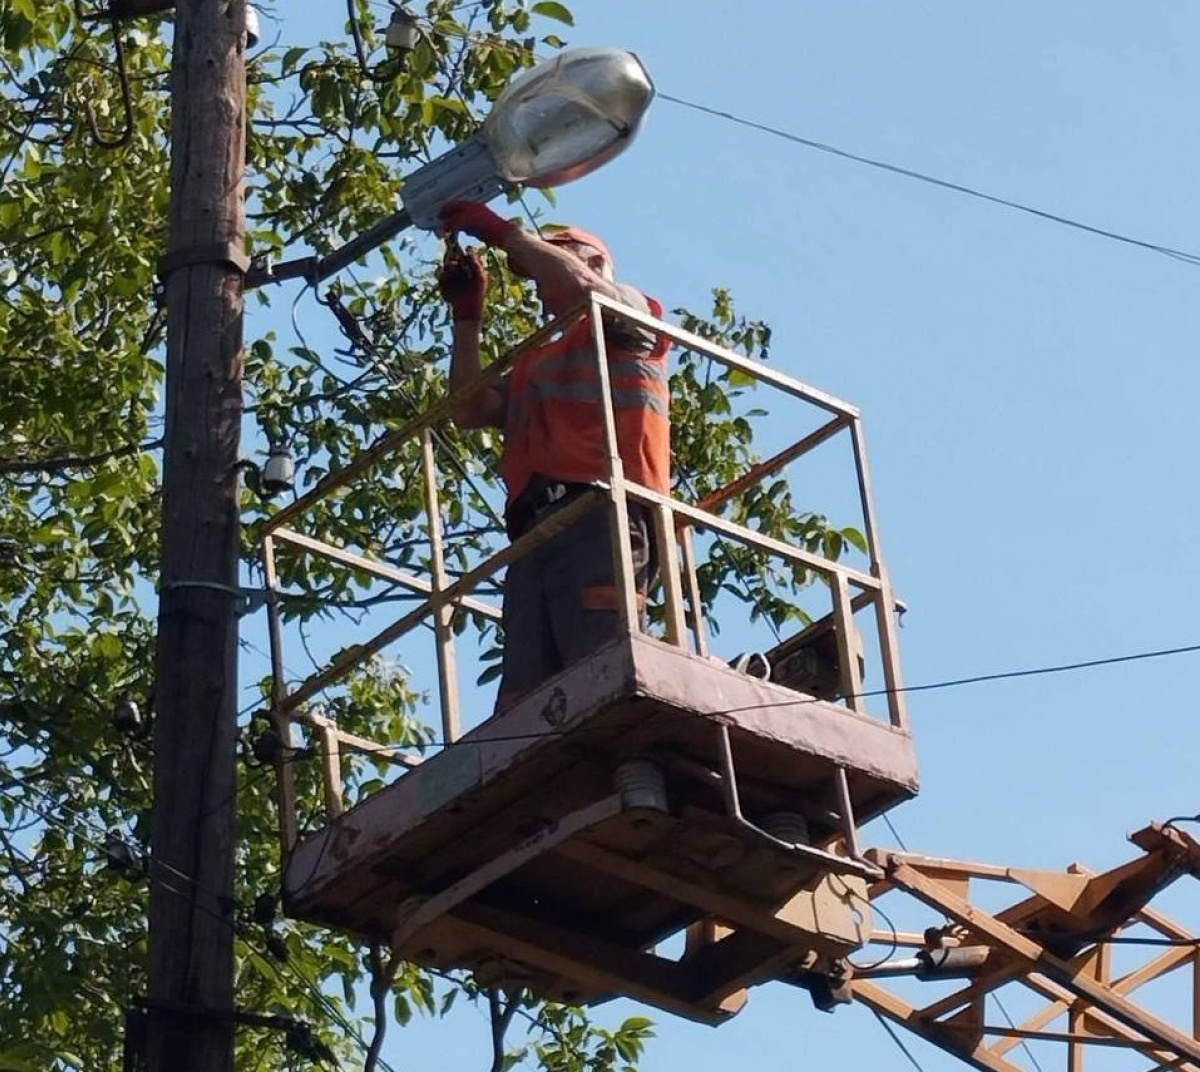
[482, 47, 654, 188]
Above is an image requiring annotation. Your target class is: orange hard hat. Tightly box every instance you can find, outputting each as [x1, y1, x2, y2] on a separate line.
[543, 225, 613, 268]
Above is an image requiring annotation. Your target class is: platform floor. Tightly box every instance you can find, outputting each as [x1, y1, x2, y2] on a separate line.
[284, 633, 919, 1021]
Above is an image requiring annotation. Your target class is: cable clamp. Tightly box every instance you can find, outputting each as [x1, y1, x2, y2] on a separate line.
[157, 241, 251, 281]
[160, 580, 268, 617]
[245, 252, 319, 289]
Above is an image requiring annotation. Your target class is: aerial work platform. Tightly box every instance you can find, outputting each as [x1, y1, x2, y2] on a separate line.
[262, 294, 915, 1022]
[285, 631, 917, 1021]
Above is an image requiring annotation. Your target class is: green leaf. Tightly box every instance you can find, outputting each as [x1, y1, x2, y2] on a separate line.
[841, 526, 868, 552]
[281, 46, 308, 75]
[531, 1, 574, 25]
[477, 662, 503, 685]
[0, 1046, 44, 1072]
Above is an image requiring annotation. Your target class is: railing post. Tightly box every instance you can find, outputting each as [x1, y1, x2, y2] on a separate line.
[678, 525, 709, 657]
[850, 418, 908, 730]
[587, 294, 640, 635]
[830, 570, 864, 712]
[652, 502, 686, 648]
[318, 721, 344, 819]
[873, 565, 908, 730]
[421, 427, 462, 744]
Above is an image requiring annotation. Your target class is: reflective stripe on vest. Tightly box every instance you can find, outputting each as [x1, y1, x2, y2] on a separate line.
[502, 307, 671, 502]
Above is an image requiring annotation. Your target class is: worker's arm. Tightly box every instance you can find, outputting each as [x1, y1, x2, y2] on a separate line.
[500, 227, 628, 310]
[447, 319, 506, 429]
[440, 201, 627, 310]
[438, 247, 506, 429]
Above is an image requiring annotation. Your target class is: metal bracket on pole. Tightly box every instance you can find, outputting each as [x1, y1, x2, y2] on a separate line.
[245, 206, 415, 289]
[159, 580, 269, 617]
[127, 997, 333, 1066]
[246, 135, 508, 289]
[157, 241, 251, 282]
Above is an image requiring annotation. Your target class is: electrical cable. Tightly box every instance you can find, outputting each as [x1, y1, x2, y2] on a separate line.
[253, 939, 399, 1072]
[11, 639, 1200, 1065]
[657, 93, 1200, 269]
[316, 281, 508, 533]
[396, 18, 1200, 270]
[882, 813, 907, 851]
[17, 639, 1200, 824]
[873, 1009, 930, 1072]
[258, 637, 1200, 759]
[852, 641, 1200, 702]
[0, 777, 394, 1072]
[993, 992, 1049, 1072]
[846, 887, 900, 972]
[882, 810, 1047, 1072]
[84, 10, 134, 149]
[262, 634, 1200, 911]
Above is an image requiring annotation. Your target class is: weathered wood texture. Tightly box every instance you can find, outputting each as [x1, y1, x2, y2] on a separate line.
[147, 2, 248, 1070]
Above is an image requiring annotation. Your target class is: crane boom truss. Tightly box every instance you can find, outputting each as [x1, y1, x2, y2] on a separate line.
[847, 822, 1200, 1072]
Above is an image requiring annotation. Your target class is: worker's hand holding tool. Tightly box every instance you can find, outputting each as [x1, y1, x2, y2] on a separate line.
[440, 200, 516, 248]
[438, 245, 487, 321]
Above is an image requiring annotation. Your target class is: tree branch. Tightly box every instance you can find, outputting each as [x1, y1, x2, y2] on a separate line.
[0, 437, 162, 475]
[363, 941, 392, 1072]
[488, 988, 523, 1072]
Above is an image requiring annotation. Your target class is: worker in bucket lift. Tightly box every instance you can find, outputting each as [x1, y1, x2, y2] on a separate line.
[437, 199, 671, 713]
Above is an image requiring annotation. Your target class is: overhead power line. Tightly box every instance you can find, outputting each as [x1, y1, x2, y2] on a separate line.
[874, 1010, 930, 1072]
[871, 641, 1200, 701]
[658, 93, 1200, 269]
[253, 638, 1200, 757]
[388, 21, 1200, 271]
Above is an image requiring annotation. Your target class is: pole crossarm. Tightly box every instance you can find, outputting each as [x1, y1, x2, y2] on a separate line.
[843, 823, 1200, 1072]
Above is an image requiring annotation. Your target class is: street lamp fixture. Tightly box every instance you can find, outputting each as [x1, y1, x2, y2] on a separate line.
[249, 47, 654, 287]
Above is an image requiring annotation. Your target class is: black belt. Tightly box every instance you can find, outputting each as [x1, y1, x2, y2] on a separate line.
[506, 480, 592, 539]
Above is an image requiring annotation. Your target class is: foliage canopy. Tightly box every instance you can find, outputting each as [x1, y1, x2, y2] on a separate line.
[0, 2, 855, 1068]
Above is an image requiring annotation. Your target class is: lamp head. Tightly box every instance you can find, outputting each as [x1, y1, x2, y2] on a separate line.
[483, 47, 655, 188]
[398, 48, 655, 232]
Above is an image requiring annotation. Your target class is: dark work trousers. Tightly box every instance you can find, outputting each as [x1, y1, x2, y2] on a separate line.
[496, 492, 655, 713]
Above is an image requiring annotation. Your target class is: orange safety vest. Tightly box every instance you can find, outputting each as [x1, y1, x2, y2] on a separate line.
[502, 294, 671, 504]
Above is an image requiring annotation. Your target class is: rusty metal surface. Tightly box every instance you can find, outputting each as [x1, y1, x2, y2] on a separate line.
[283, 636, 639, 917]
[285, 634, 917, 915]
[850, 830, 1200, 1072]
[627, 634, 918, 794]
[281, 631, 918, 1034]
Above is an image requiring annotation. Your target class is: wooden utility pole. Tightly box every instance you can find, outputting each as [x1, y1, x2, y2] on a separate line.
[147, 0, 248, 1069]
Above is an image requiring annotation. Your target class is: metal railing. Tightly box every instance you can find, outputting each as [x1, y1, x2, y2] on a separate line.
[259, 292, 907, 851]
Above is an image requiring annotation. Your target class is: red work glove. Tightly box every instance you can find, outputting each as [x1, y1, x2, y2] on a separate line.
[439, 200, 516, 247]
[438, 246, 487, 321]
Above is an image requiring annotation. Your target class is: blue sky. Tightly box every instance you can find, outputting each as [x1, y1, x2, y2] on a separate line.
[259, 3, 1200, 1069]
